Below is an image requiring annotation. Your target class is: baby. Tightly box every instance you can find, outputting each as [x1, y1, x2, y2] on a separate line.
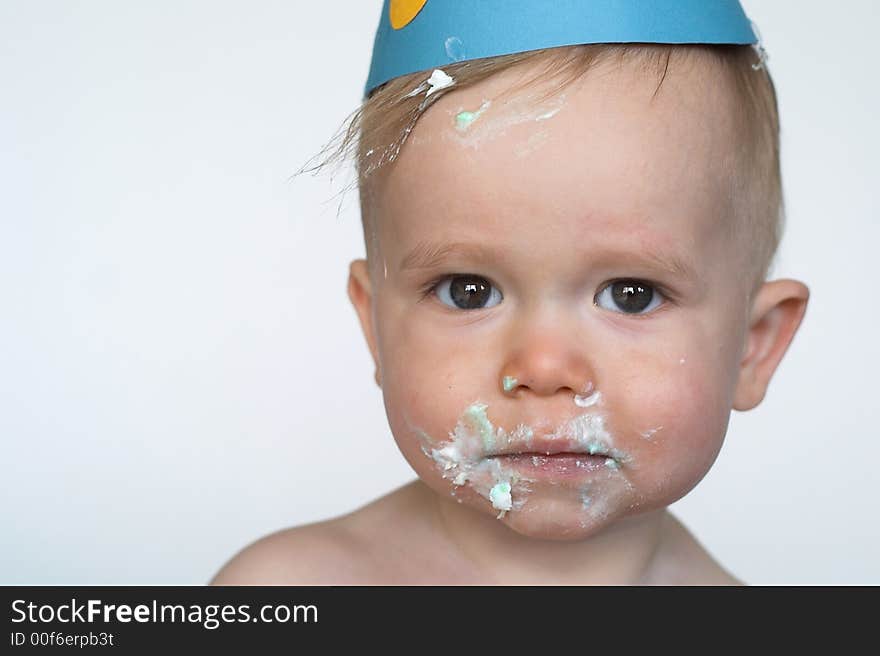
[212, 2, 809, 585]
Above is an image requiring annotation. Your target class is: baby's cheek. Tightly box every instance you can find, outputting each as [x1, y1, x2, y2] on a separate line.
[377, 307, 466, 392]
[380, 362, 467, 475]
[613, 357, 733, 504]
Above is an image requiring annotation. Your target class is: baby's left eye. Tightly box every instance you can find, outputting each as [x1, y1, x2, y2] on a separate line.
[594, 280, 664, 315]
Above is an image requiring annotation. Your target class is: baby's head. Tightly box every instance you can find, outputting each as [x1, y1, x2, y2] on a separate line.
[334, 41, 805, 540]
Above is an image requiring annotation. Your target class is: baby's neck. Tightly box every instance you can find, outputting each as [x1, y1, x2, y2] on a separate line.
[423, 482, 670, 585]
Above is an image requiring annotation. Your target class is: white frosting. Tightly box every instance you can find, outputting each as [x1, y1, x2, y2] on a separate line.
[447, 92, 568, 150]
[489, 482, 513, 518]
[412, 396, 634, 523]
[574, 390, 602, 408]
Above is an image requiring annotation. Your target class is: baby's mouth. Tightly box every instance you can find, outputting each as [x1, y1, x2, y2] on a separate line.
[417, 403, 629, 511]
[488, 434, 615, 459]
[488, 450, 620, 480]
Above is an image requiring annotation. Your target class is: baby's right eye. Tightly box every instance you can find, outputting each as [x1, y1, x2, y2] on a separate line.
[428, 275, 503, 311]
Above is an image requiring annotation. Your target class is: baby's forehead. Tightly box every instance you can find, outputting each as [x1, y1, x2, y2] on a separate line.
[401, 57, 737, 187]
[425, 48, 732, 125]
[384, 62, 735, 224]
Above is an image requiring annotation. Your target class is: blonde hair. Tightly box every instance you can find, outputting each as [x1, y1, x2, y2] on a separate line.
[304, 43, 783, 296]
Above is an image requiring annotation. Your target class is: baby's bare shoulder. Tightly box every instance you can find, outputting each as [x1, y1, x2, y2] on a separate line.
[210, 483, 456, 585]
[209, 518, 377, 585]
[209, 483, 433, 585]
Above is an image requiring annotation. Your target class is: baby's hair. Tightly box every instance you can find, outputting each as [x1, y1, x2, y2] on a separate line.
[299, 43, 783, 298]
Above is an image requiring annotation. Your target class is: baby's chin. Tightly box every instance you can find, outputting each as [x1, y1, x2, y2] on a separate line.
[441, 476, 643, 541]
[494, 489, 632, 541]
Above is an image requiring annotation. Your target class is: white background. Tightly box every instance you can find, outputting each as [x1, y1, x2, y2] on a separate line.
[1, 0, 877, 584]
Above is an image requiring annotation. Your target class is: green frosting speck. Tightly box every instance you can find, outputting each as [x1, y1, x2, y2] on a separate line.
[456, 111, 477, 130]
[465, 402, 495, 450]
[490, 481, 512, 509]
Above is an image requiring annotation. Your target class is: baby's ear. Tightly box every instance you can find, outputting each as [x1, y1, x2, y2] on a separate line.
[733, 279, 810, 411]
[347, 259, 381, 386]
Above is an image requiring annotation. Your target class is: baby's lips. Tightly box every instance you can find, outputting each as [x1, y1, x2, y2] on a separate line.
[489, 434, 611, 458]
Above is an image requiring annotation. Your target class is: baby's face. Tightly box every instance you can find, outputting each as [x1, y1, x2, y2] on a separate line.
[355, 54, 752, 539]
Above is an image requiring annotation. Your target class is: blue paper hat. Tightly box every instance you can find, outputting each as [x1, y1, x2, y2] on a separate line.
[365, 0, 760, 98]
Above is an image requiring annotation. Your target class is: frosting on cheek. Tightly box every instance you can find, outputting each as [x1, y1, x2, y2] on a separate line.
[415, 402, 534, 519]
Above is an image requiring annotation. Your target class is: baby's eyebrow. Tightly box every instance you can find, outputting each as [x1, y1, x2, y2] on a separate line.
[400, 240, 499, 272]
[399, 239, 699, 283]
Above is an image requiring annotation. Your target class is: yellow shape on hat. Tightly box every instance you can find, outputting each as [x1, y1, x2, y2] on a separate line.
[390, 0, 429, 30]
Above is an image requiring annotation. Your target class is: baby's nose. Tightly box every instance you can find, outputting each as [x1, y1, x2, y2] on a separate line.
[500, 346, 595, 400]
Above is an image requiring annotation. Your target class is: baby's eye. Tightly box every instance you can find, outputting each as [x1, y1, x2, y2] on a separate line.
[594, 280, 664, 315]
[429, 274, 503, 310]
